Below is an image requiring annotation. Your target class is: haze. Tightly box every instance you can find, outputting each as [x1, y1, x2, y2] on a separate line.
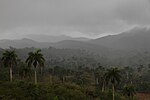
[0, 0, 150, 39]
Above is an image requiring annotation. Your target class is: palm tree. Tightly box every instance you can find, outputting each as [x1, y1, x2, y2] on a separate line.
[26, 49, 45, 84]
[105, 67, 121, 100]
[1, 50, 18, 82]
[123, 84, 136, 99]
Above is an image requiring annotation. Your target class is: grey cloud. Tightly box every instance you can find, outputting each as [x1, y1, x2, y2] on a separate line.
[0, 0, 150, 38]
[116, 0, 150, 25]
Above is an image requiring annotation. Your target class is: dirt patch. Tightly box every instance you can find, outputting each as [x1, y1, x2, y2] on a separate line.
[136, 93, 150, 100]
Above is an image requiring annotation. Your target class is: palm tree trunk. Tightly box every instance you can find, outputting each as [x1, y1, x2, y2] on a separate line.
[34, 68, 37, 84]
[112, 84, 115, 100]
[10, 66, 13, 82]
[126, 72, 129, 80]
[131, 80, 133, 84]
[40, 67, 43, 76]
[62, 76, 64, 83]
[102, 81, 105, 92]
[95, 78, 99, 85]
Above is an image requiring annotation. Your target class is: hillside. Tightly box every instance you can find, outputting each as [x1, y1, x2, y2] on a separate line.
[90, 27, 150, 51]
[0, 38, 109, 56]
[0, 27, 150, 54]
[0, 38, 50, 48]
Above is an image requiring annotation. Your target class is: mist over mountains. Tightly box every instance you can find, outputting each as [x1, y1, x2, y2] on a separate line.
[0, 27, 150, 53]
[25, 34, 90, 42]
[90, 27, 150, 51]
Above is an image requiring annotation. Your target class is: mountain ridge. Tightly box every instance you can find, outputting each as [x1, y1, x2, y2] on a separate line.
[0, 27, 150, 53]
[25, 34, 90, 42]
[90, 27, 150, 51]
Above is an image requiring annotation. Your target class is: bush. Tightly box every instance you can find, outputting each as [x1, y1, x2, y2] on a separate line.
[0, 81, 87, 100]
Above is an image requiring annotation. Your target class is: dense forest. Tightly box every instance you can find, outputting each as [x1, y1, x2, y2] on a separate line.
[0, 47, 150, 100]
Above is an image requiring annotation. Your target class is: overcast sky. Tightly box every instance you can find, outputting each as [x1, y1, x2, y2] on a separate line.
[0, 0, 150, 39]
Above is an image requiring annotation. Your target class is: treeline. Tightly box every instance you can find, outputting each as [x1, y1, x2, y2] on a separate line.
[0, 47, 107, 69]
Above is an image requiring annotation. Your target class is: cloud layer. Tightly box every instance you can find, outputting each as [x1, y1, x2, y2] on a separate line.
[0, 0, 150, 39]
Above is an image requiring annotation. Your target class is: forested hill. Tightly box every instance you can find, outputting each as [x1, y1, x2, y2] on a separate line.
[90, 27, 150, 51]
[0, 47, 105, 69]
[0, 27, 150, 67]
[0, 47, 150, 69]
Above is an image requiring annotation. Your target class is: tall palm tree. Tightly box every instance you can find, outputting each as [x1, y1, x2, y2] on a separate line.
[1, 50, 18, 82]
[105, 67, 121, 100]
[26, 49, 45, 84]
[123, 84, 136, 99]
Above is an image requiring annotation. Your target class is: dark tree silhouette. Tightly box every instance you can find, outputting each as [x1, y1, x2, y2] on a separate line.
[26, 49, 45, 84]
[105, 67, 121, 100]
[123, 84, 136, 99]
[2, 50, 18, 82]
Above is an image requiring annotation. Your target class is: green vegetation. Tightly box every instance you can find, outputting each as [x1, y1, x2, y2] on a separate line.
[123, 84, 136, 99]
[0, 47, 150, 100]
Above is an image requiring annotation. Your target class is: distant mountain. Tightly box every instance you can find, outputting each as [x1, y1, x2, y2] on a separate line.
[0, 27, 150, 53]
[50, 40, 109, 54]
[0, 38, 109, 55]
[25, 34, 90, 42]
[90, 27, 150, 51]
[0, 38, 51, 48]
